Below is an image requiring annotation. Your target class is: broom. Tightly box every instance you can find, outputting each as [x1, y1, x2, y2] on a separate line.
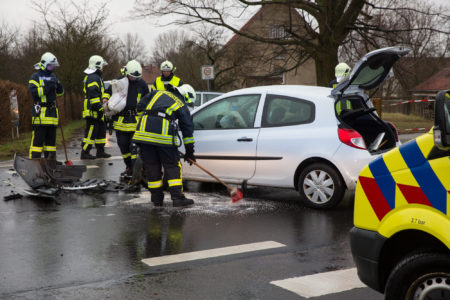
[180, 152, 243, 202]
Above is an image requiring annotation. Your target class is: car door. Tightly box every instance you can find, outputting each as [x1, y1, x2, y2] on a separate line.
[187, 94, 261, 182]
[252, 93, 319, 188]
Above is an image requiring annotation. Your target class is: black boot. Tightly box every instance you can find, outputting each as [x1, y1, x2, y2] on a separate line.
[173, 197, 194, 207]
[96, 147, 111, 159]
[80, 150, 95, 160]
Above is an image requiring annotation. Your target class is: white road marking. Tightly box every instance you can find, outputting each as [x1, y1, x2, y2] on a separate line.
[142, 241, 286, 267]
[270, 268, 365, 298]
[86, 165, 99, 169]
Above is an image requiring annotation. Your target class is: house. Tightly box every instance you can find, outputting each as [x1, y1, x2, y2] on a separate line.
[410, 65, 450, 98]
[141, 64, 160, 86]
[217, 4, 316, 91]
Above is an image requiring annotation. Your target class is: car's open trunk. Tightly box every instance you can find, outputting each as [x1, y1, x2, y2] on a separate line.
[339, 95, 398, 154]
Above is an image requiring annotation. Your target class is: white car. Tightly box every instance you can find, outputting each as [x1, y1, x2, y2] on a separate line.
[182, 46, 410, 209]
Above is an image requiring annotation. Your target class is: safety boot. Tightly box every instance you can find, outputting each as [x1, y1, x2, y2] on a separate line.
[172, 197, 194, 207]
[96, 147, 111, 159]
[80, 150, 95, 160]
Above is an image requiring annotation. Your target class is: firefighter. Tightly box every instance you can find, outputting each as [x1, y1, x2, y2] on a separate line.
[112, 60, 150, 178]
[132, 84, 196, 207]
[329, 62, 351, 88]
[151, 61, 184, 92]
[80, 55, 112, 159]
[28, 52, 64, 160]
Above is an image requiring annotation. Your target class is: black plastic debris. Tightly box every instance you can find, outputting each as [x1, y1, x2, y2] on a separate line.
[4, 193, 22, 201]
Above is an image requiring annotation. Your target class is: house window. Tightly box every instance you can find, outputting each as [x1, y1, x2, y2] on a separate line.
[269, 25, 285, 39]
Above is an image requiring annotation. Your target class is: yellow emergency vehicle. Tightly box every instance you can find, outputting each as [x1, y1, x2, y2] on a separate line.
[350, 90, 450, 299]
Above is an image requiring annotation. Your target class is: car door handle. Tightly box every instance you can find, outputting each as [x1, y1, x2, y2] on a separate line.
[237, 137, 253, 142]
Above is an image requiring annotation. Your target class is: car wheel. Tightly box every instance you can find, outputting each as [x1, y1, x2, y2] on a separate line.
[297, 163, 344, 209]
[385, 251, 450, 300]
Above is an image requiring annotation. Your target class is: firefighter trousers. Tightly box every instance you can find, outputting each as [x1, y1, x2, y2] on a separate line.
[29, 125, 57, 159]
[116, 130, 137, 170]
[81, 118, 106, 153]
[139, 143, 184, 203]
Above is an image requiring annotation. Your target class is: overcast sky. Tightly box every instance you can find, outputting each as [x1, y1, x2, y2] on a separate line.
[1, 0, 449, 57]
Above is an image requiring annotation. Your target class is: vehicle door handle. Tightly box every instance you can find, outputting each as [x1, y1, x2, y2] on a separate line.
[237, 137, 253, 142]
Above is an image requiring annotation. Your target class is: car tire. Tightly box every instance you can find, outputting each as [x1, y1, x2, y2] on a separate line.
[297, 163, 344, 209]
[385, 251, 450, 300]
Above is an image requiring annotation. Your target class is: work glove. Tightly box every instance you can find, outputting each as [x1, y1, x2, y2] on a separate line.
[184, 143, 196, 165]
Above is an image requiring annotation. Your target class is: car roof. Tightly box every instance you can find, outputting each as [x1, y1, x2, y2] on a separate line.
[224, 85, 332, 98]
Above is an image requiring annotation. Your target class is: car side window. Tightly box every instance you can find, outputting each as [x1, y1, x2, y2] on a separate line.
[262, 94, 315, 127]
[193, 94, 260, 130]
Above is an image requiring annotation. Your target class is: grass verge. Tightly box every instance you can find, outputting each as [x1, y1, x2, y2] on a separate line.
[382, 113, 433, 133]
[0, 119, 85, 161]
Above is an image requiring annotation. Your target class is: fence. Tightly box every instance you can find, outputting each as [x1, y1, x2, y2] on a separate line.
[0, 80, 83, 143]
[379, 98, 435, 120]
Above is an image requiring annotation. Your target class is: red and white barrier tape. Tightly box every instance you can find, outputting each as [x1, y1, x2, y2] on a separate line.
[382, 99, 435, 107]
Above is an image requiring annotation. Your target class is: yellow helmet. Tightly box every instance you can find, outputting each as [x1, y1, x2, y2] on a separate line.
[89, 55, 108, 70]
[335, 62, 351, 79]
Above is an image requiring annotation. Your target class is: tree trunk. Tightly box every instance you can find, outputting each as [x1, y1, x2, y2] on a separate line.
[314, 47, 339, 87]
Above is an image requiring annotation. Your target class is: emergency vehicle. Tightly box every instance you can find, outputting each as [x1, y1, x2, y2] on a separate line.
[350, 90, 450, 299]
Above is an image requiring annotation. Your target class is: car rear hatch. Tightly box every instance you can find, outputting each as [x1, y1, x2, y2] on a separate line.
[332, 46, 411, 154]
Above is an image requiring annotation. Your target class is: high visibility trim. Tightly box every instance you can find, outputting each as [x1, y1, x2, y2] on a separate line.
[183, 137, 195, 144]
[368, 157, 396, 209]
[148, 180, 163, 189]
[399, 140, 447, 214]
[162, 118, 169, 135]
[168, 179, 182, 187]
[165, 102, 180, 116]
[90, 97, 101, 104]
[43, 146, 56, 151]
[122, 153, 131, 159]
[95, 138, 106, 143]
[56, 91, 64, 97]
[83, 125, 95, 150]
[146, 91, 164, 110]
[87, 82, 99, 88]
[133, 132, 176, 145]
[358, 176, 391, 221]
[131, 154, 137, 159]
[137, 93, 142, 104]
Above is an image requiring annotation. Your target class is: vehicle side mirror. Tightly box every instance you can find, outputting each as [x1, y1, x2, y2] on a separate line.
[433, 90, 450, 148]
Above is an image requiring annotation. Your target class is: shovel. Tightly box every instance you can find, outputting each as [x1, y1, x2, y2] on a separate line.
[59, 124, 73, 166]
[180, 152, 243, 202]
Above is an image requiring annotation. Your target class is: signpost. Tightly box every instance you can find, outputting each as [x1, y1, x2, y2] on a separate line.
[201, 65, 215, 91]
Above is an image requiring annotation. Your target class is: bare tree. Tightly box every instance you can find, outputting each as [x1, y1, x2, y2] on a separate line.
[31, 0, 121, 119]
[118, 33, 148, 64]
[0, 22, 19, 81]
[134, 0, 450, 86]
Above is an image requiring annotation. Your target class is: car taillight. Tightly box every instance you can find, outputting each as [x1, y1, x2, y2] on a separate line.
[338, 128, 367, 150]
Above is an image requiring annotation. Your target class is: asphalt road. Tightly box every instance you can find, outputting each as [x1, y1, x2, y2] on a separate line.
[0, 131, 421, 299]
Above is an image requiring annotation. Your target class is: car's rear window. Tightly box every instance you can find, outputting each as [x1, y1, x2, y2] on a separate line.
[262, 94, 315, 127]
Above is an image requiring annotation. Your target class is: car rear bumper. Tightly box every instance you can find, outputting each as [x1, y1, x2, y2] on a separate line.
[349, 226, 387, 293]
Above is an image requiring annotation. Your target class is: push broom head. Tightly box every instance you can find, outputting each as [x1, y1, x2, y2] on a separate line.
[230, 187, 243, 203]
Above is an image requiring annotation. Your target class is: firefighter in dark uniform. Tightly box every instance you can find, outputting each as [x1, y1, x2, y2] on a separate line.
[113, 60, 150, 177]
[80, 55, 111, 159]
[28, 52, 64, 160]
[133, 84, 196, 207]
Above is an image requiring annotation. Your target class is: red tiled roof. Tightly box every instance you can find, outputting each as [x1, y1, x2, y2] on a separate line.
[411, 66, 450, 92]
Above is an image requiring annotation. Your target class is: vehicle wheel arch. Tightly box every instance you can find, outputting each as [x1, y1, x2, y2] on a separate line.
[378, 229, 449, 292]
[293, 157, 346, 191]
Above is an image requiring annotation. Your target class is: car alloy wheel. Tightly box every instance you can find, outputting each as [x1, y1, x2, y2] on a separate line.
[298, 163, 344, 209]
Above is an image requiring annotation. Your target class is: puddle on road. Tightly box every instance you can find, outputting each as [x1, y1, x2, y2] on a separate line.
[123, 190, 278, 216]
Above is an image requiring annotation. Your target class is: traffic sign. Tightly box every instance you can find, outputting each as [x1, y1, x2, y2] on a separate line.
[201, 65, 215, 80]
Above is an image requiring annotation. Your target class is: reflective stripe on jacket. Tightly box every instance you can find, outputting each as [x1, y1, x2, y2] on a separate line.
[82, 71, 110, 120]
[28, 69, 64, 126]
[152, 74, 181, 91]
[133, 90, 194, 147]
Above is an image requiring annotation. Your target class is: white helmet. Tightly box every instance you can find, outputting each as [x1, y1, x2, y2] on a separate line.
[125, 60, 142, 78]
[40, 52, 59, 69]
[176, 84, 196, 104]
[89, 55, 108, 70]
[160, 60, 173, 72]
[335, 62, 351, 82]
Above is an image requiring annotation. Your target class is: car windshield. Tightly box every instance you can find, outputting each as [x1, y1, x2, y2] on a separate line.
[193, 94, 260, 130]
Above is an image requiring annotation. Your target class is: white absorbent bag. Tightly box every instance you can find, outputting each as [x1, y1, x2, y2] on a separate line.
[103, 77, 128, 117]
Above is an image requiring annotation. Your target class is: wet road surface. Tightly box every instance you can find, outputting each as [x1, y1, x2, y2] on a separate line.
[0, 132, 387, 299]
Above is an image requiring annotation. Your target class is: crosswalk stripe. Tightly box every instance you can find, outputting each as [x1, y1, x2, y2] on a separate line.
[270, 268, 365, 298]
[142, 241, 286, 267]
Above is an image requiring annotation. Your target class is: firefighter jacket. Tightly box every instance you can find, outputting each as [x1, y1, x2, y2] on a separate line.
[133, 90, 194, 147]
[151, 73, 182, 92]
[113, 77, 149, 132]
[82, 70, 111, 121]
[28, 68, 64, 126]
